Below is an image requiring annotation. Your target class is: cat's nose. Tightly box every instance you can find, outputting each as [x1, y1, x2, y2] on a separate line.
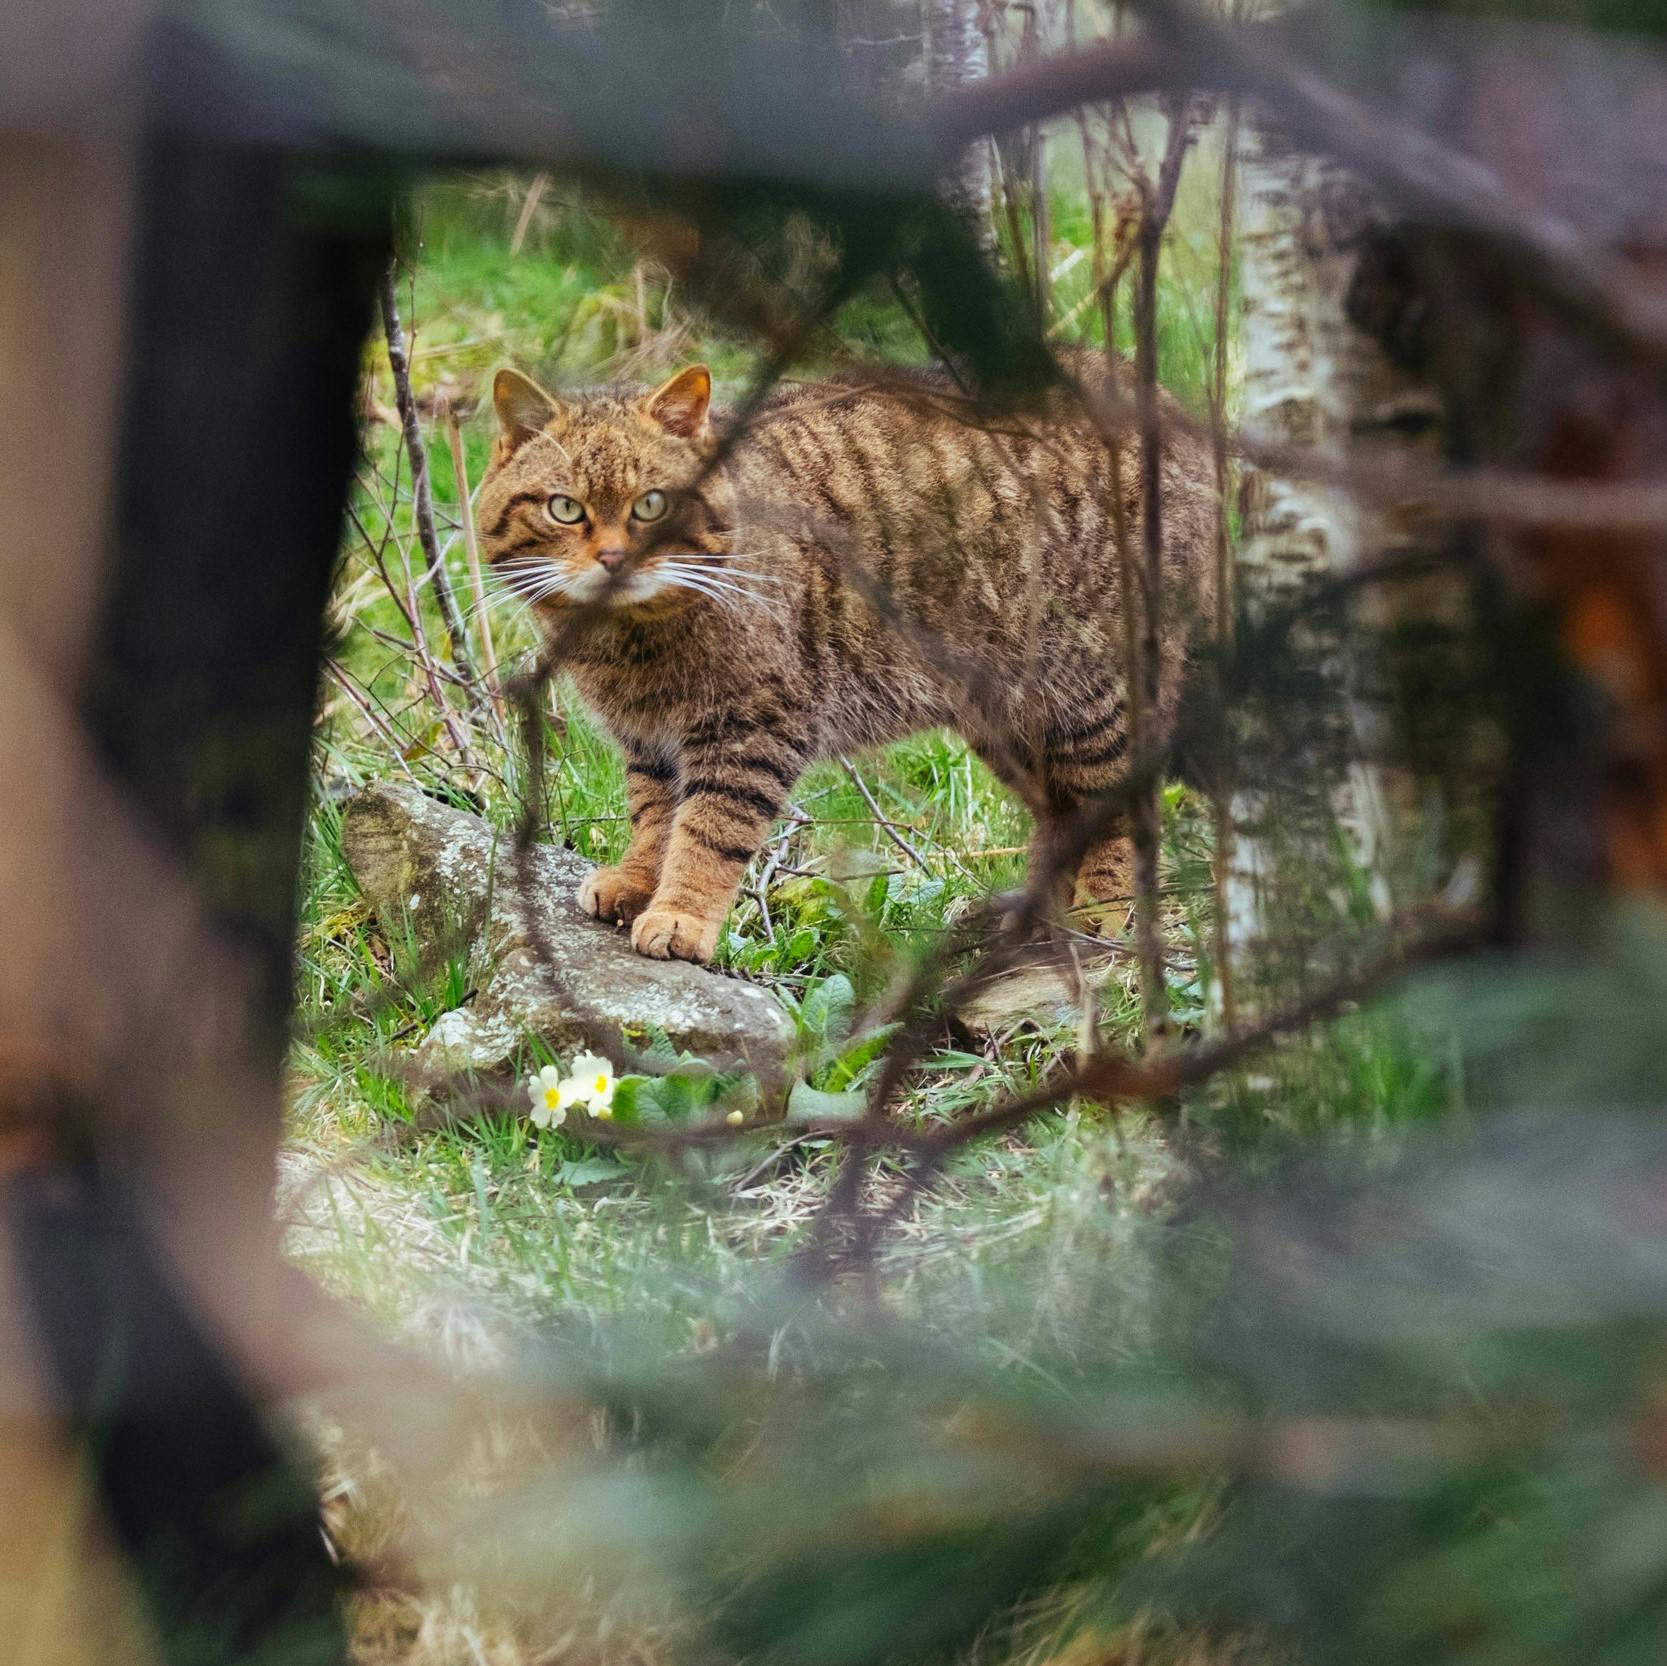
[595, 547, 628, 573]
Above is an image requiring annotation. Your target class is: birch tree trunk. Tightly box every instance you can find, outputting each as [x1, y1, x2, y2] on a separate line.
[1225, 116, 1443, 1009]
[925, 0, 994, 242]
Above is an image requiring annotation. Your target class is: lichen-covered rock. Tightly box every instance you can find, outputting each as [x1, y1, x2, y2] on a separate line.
[956, 958, 1121, 1038]
[340, 782, 792, 1094]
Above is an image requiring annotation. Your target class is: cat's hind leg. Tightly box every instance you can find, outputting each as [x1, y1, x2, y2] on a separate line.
[1040, 699, 1135, 938]
[968, 735, 1077, 930]
[1067, 820, 1135, 937]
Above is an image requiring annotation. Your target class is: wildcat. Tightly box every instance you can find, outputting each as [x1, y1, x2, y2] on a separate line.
[476, 360, 1216, 964]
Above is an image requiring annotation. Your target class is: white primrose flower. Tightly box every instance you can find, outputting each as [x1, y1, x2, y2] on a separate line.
[526, 1063, 579, 1129]
[567, 1051, 616, 1119]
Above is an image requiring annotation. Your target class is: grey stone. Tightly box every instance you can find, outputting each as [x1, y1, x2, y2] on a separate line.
[340, 782, 792, 1095]
[956, 957, 1121, 1038]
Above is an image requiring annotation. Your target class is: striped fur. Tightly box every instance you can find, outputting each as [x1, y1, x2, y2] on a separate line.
[477, 361, 1216, 962]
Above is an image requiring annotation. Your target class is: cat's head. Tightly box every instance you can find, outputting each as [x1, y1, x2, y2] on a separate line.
[476, 365, 739, 617]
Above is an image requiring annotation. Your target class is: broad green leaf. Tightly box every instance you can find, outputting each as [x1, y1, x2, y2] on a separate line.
[786, 1081, 868, 1124]
[819, 1023, 900, 1092]
[554, 1157, 626, 1188]
[801, 972, 856, 1047]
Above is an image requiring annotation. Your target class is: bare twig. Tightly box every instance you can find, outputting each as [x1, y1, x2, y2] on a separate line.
[508, 171, 550, 257]
[1129, 0, 1667, 368]
[843, 915, 1484, 1262]
[839, 756, 931, 873]
[443, 402, 509, 738]
[1209, 93, 1241, 1033]
[937, 8, 1667, 370]
[1128, 101, 1192, 1045]
[378, 263, 482, 696]
[323, 658, 423, 785]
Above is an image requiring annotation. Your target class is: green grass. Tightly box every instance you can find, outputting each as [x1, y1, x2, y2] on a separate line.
[299, 150, 1303, 1348]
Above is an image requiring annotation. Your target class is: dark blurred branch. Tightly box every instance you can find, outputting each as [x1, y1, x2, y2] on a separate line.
[932, 917, 1480, 1153]
[838, 915, 1487, 1264]
[945, 7, 1667, 367]
[1081, 374, 1667, 536]
[416, 913, 1481, 1172]
[1129, 0, 1667, 366]
[930, 33, 1204, 157]
[20, 1, 1660, 374]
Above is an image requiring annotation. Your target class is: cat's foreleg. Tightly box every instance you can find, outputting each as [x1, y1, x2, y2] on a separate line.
[578, 738, 680, 926]
[630, 723, 804, 963]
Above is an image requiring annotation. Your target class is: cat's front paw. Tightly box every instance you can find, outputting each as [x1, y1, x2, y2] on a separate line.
[578, 865, 656, 926]
[630, 906, 721, 964]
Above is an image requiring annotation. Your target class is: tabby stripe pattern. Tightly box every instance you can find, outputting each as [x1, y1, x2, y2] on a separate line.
[473, 354, 1216, 962]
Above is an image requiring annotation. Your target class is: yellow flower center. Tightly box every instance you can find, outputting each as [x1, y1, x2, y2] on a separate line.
[593, 1074, 609, 1094]
[544, 1087, 561, 1108]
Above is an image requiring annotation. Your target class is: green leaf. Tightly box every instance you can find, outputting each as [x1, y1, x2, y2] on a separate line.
[626, 1064, 733, 1124]
[819, 1023, 900, 1092]
[716, 1072, 764, 1118]
[801, 973, 856, 1048]
[607, 1075, 651, 1124]
[554, 1157, 626, 1188]
[786, 1081, 868, 1124]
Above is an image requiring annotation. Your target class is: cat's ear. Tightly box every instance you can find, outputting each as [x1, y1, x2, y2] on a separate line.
[643, 365, 711, 440]
[493, 368, 558, 446]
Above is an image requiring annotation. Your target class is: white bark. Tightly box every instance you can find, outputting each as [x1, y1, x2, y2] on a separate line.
[925, 0, 994, 241]
[1226, 115, 1440, 1003]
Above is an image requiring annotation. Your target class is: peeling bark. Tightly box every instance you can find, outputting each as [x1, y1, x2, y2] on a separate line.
[1226, 115, 1443, 1006]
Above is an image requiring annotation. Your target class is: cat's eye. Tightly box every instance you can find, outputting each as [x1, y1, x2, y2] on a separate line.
[546, 494, 586, 525]
[631, 489, 669, 523]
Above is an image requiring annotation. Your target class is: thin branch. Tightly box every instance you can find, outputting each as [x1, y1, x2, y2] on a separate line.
[443, 401, 509, 740]
[1129, 101, 1192, 1045]
[841, 916, 1485, 1263]
[322, 658, 423, 785]
[932, 32, 1203, 159]
[1209, 93, 1241, 1033]
[1128, 0, 1667, 368]
[839, 756, 931, 872]
[938, 9, 1667, 369]
[378, 263, 482, 695]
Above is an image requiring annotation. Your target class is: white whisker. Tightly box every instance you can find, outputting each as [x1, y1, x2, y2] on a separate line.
[655, 575, 764, 608]
[654, 559, 774, 592]
[654, 551, 788, 586]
